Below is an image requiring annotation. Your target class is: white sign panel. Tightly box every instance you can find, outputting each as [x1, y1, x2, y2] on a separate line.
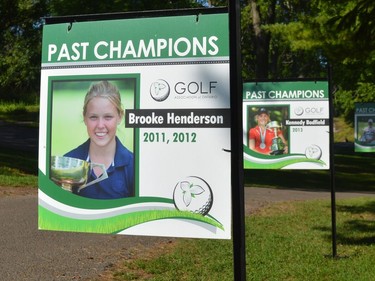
[39, 12, 231, 239]
[243, 81, 330, 169]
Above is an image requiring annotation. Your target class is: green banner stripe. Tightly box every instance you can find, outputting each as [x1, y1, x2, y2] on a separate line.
[42, 14, 229, 63]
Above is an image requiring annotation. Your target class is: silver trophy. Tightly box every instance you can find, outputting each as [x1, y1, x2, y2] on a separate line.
[50, 156, 108, 192]
[266, 121, 285, 155]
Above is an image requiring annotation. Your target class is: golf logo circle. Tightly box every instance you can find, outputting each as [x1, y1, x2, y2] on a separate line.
[294, 106, 304, 116]
[173, 176, 213, 216]
[305, 144, 322, 160]
[150, 79, 170, 102]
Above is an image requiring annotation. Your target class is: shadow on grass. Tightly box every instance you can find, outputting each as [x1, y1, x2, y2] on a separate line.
[0, 146, 38, 175]
[316, 200, 375, 246]
[318, 225, 375, 246]
[337, 200, 375, 215]
[336, 221, 375, 245]
[0, 107, 39, 125]
[335, 201, 375, 245]
[245, 152, 375, 193]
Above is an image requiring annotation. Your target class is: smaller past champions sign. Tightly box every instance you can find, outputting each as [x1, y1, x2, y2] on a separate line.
[243, 81, 330, 169]
[354, 103, 375, 153]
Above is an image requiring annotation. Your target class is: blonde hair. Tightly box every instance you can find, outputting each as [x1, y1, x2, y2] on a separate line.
[83, 81, 124, 117]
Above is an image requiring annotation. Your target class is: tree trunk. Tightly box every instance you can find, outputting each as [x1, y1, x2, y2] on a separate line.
[250, 0, 276, 79]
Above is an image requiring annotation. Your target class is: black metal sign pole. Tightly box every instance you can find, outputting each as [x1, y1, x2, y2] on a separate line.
[228, 0, 246, 280]
[328, 64, 337, 258]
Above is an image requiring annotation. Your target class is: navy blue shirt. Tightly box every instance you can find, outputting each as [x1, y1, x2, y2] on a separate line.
[65, 137, 134, 199]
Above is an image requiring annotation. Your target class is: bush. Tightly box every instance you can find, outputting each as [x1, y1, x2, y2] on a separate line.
[334, 82, 375, 125]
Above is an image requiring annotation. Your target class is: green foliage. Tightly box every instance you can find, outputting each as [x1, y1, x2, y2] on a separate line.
[47, 0, 200, 15]
[0, 0, 203, 101]
[0, 0, 373, 119]
[0, 0, 46, 101]
[334, 83, 375, 124]
[334, 117, 354, 142]
[240, 0, 374, 117]
[329, 0, 375, 55]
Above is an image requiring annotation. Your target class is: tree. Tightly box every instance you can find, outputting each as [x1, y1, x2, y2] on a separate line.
[47, 0, 201, 15]
[318, 0, 375, 122]
[240, 0, 330, 80]
[0, 0, 203, 101]
[248, 0, 276, 79]
[0, 0, 47, 101]
[240, 0, 374, 118]
[1, 0, 373, 123]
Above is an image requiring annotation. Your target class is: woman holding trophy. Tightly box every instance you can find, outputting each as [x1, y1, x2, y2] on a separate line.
[64, 80, 134, 199]
[249, 107, 288, 155]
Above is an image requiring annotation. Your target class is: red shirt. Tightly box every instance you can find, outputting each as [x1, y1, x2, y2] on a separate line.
[249, 126, 282, 154]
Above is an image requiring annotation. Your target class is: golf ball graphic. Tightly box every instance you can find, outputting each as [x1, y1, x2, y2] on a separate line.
[150, 79, 170, 101]
[294, 106, 304, 116]
[305, 144, 322, 160]
[173, 176, 213, 216]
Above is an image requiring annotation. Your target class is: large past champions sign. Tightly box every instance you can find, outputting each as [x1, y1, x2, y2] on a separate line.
[243, 81, 330, 169]
[38, 11, 232, 239]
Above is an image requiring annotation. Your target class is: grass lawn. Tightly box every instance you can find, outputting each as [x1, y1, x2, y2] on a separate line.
[108, 197, 375, 281]
[0, 146, 38, 187]
[1, 106, 374, 280]
[0, 101, 39, 125]
[244, 153, 375, 193]
[0, 102, 38, 187]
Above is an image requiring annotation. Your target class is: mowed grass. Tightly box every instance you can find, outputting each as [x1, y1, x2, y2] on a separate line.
[1, 106, 374, 279]
[0, 101, 39, 125]
[0, 146, 37, 187]
[107, 197, 375, 281]
[0, 102, 38, 187]
[244, 152, 375, 192]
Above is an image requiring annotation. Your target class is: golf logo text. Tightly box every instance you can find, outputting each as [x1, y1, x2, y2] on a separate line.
[294, 106, 325, 116]
[150, 79, 218, 101]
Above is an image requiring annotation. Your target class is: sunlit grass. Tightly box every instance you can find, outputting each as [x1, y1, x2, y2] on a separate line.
[109, 197, 375, 281]
[0, 101, 39, 124]
[0, 145, 38, 187]
[0, 167, 37, 187]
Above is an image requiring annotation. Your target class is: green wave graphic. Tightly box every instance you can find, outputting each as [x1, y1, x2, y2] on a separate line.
[243, 145, 325, 169]
[244, 157, 325, 169]
[354, 140, 375, 153]
[38, 206, 224, 234]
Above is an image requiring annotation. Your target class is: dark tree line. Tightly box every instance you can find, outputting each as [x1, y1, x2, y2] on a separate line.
[1, 0, 373, 122]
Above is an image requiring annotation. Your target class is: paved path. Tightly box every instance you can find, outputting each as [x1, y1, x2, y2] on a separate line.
[0, 191, 172, 281]
[1, 187, 375, 280]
